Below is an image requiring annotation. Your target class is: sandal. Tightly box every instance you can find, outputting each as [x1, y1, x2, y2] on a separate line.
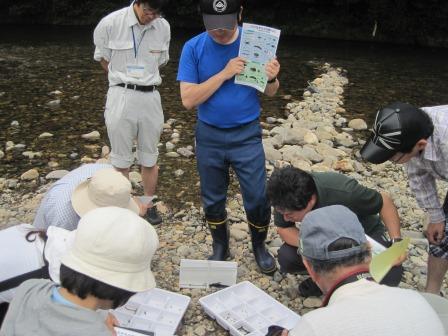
[298, 277, 323, 297]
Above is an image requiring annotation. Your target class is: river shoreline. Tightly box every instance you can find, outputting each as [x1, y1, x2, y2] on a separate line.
[0, 64, 446, 335]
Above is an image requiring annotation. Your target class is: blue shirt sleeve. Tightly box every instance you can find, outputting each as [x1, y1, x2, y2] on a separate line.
[177, 42, 199, 84]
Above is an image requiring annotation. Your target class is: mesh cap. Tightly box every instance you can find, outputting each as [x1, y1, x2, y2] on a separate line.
[200, 0, 241, 30]
[360, 102, 432, 164]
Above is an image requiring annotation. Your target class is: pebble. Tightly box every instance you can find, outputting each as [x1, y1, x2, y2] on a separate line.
[0, 150, 4, 159]
[348, 118, 368, 130]
[20, 169, 39, 181]
[81, 131, 100, 141]
[166, 152, 180, 158]
[174, 169, 184, 177]
[45, 170, 69, 180]
[39, 132, 54, 139]
[10, 120, 19, 127]
[46, 99, 60, 107]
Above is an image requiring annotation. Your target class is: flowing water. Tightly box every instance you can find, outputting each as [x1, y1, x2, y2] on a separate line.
[1, 25, 448, 210]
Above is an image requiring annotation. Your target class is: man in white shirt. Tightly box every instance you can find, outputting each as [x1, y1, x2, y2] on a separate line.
[93, 0, 171, 225]
[361, 102, 448, 295]
[280, 205, 444, 336]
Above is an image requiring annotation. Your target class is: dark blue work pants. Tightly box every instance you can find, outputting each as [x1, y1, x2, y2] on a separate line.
[195, 119, 271, 225]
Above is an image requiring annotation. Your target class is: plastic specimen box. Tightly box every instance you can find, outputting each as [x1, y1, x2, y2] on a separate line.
[199, 281, 300, 336]
[112, 288, 191, 336]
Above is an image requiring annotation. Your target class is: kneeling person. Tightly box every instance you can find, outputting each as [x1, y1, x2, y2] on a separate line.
[266, 166, 403, 297]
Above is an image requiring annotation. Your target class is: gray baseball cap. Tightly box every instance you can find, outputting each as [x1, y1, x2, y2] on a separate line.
[299, 205, 367, 261]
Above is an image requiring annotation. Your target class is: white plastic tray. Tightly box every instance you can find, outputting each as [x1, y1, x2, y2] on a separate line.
[112, 288, 191, 336]
[199, 281, 300, 336]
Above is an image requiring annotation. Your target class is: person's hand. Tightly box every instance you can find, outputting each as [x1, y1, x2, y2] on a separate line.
[265, 57, 280, 81]
[133, 197, 150, 216]
[105, 313, 119, 336]
[427, 222, 446, 245]
[221, 57, 246, 80]
[393, 251, 407, 266]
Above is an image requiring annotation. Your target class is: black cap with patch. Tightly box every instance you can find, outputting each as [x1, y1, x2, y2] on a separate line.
[199, 0, 241, 30]
[361, 102, 432, 164]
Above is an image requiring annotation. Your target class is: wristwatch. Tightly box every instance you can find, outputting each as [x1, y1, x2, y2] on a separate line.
[390, 237, 403, 244]
[267, 76, 277, 84]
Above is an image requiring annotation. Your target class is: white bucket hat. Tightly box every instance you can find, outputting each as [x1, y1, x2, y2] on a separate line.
[61, 206, 159, 292]
[71, 168, 139, 216]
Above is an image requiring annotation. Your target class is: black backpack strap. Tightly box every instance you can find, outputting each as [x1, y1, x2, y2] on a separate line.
[0, 266, 50, 293]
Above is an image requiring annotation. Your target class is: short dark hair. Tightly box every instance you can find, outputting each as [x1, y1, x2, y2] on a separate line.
[266, 167, 317, 211]
[305, 237, 370, 274]
[401, 108, 434, 153]
[135, 0, 167, 10]
[60, 265, 134, 309]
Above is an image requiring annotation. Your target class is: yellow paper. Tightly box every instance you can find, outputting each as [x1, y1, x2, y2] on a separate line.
[369, 237, 410, 283]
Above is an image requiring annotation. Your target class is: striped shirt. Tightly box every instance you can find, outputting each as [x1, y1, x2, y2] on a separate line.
[405, 105, 448, 224]
[33, 164, 111, 231]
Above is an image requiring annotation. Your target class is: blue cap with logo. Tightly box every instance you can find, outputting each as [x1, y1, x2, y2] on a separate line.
[200, 0, 241, 30]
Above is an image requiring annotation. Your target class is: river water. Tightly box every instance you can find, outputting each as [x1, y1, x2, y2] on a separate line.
[1, 25, 448, 210]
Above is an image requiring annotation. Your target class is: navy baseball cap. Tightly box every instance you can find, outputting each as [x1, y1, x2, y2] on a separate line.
[299, 205, 367, 261]
[360, 102, 432, 164]
[200, 0, 241, 30]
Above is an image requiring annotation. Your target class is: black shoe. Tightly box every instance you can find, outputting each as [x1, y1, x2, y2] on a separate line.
[298, 278, 322, 297]
[207, 219, 230, 261]
[249, 224, 277, 275]
[145, 207, 162, 225]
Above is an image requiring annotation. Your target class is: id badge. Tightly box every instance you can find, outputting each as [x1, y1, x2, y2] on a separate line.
[126, 64, 145, 78]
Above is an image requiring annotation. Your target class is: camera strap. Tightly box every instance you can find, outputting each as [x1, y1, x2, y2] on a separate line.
[321, 267, 373, 307]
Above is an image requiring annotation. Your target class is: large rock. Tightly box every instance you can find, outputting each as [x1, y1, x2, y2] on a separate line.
[348, 118, 368, 130]
[21, 169, 39, 181]
[283, 127, 308, 145]
[303, 130, 319, 145]
[263, 145, 282, 161]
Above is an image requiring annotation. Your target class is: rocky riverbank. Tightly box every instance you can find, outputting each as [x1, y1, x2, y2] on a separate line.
[0, 63, 446, 335]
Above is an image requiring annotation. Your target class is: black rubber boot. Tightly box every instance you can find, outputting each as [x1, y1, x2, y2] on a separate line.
[207, 219, 230, 261]
[249, 223, 277, 274]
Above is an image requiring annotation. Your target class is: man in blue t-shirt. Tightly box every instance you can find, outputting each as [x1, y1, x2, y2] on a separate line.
[177, 0, 281, 274]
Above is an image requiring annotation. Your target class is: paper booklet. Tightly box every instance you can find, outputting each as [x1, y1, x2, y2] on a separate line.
[235, 23, 281, 92]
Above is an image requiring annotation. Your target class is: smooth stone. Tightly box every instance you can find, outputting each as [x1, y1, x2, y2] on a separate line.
[303, 297, 322, 308]
[263, 145, 282, 161]
[5, 141, 14, 150]
[22, 151, 42, 159]
[230, 228, 247, 241]
[166, 142, 175, 150]
[348, 118, 368, 130]
[81, 156, 96, 163]
[81, 131, 100, 141]
[101, 146, 110, 158]
[46, 170, 69, 180]
[14, 144, 26, 150]
[166, 152, 180, 158]
[39, 132, 53, 138]
[177, 147, 195, 158]
[48, 161, 59, 168]
[303, 131, 319, 145]
[10, 120, 19, 127]
[46, 99, 60, 107]
[266, 117, 277, 124]
[21, 169, 39, 181]
[50, 90, 62, 95]
[129, 171, 142, 184]
[71, 95, 80, 100]
[174, 169, 184, 177]
[0, 150, 4, 159]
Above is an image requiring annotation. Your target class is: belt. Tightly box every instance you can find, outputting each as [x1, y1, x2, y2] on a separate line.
[116, 83, 157, 92]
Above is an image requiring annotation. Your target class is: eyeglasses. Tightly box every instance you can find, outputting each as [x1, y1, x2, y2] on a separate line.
[141, 5, 160, 16]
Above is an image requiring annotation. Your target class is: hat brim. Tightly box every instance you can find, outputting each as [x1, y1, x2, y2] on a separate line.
[61, 252, 156, 292]
[360, 138, 396, 164]
[71, 180, 139, 217]
[202, 13, 237, 30]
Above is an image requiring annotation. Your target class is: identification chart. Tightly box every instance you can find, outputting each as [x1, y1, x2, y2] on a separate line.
[235, 23, 281, 92]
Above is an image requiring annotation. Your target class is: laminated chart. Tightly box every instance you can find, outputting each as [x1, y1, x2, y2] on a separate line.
[235, 23, 281, 92]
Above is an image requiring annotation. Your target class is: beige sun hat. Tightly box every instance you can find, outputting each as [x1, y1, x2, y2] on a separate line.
[61, 206, 159, 292]
[71, 168, 139, 216]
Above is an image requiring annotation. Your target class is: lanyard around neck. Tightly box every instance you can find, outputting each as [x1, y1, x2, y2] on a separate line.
[131, 26, 146, 59]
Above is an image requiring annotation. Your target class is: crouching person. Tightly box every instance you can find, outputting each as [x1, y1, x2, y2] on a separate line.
[276, 205, 444, 336]
[0, 206, 159, 336]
